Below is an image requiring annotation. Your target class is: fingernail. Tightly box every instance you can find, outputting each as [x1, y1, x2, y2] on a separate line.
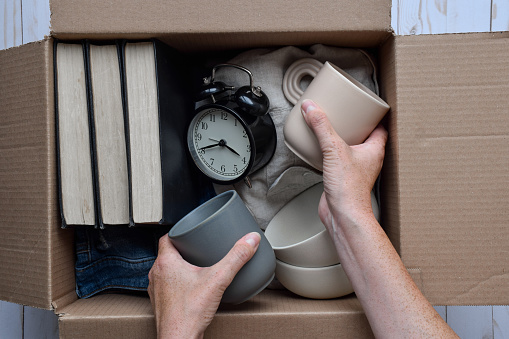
[245, 232, 261, 247]
[301, 99, 317, 115]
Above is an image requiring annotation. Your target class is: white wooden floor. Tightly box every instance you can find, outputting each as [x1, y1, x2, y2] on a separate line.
[1, 0, 509, 338]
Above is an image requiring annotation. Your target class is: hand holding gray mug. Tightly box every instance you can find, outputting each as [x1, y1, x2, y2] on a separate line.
[168, 190, 276, 304]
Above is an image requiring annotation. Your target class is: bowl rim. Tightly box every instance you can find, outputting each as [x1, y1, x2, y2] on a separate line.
[275, 258, 343, 270]
[269, 228, 330, 250]
[265, 182, 327, 249]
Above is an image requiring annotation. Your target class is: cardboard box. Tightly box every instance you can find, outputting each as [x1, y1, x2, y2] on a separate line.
[1, 0, 508, 337]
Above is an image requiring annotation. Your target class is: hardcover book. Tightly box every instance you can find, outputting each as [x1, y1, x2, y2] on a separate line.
[122, 39, 206, 225]
[86, 41, 130, 227]
[55, 39, 211, 227]
[54, 41, 96, 227]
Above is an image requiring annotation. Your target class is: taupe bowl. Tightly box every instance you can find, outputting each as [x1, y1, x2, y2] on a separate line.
[265, 182, 379, 268]
[275, 259, 354, 299]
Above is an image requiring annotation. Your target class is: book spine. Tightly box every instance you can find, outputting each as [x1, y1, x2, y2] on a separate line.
[119, 40, 136, 227]
[84, 40, 103, 229]
[122, 39, 214, 226]
[54, 39, 98, 228]
[88, 40, 131, 228]
[83, 39, 100, 228]
[53, 39, 66, 228]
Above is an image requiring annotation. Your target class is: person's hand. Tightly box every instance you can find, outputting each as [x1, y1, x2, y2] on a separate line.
[148, 232, 261, 339]
[300, 99, 388, 233]
[301, 99, 458, 338]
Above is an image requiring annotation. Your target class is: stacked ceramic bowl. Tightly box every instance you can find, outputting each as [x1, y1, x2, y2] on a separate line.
[265, 182, 379, 299]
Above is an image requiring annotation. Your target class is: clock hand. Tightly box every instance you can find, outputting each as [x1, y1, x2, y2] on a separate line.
[216, 139, 240, 156]
[202, 139, 240, 156]
[224, 144, 240, 156]
[201, 138, 225, 151]
[199, 143, 220, 151]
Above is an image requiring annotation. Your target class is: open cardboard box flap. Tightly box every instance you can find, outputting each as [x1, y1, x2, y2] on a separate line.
[380, 32, 509, 305]
[47, 0, 392, 40]
[1, 0, 509, 337]
[56, 291, 373, 339]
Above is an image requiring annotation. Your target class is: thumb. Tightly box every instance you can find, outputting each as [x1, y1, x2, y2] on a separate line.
[301, 99, 349, 164]
[213, 232, 261, 285]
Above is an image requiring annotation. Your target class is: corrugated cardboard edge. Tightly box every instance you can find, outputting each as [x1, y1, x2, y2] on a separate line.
[0, 38, 75, 310]
[46, 0, 393, 52]
[379, 31, 401, 254]
[57, 294, 156, 339]
[47, 38, 77, 311]
[391, 32, 509, 305]
[47, 0, 391, 38]
[57, 291, 373, 339]
[52, 291, 78, 312]
[47, 31, 394, 53]
[206, 291, 373, 339]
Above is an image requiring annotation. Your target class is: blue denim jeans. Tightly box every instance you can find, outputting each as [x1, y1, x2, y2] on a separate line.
[74, 177, 216, 298]
[74, 226, 171, 298]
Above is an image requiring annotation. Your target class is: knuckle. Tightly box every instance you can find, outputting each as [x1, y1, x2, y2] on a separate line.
[322, 137, 344, 161]
[234, 243, 252, 262]
[158, 235, 167, 249]
[147, 270, 154, 284]
[309, 109, 329, 129]
[148, 260, 159, 281]
[374, 143, 384, 158]
[149, 254, 169, 279]
[376, 141, 386, 160]
[307, 110, 346, 155]
[230, 242, 253, 265]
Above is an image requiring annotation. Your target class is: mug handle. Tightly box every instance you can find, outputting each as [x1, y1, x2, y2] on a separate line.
[282, 58, 324, 105]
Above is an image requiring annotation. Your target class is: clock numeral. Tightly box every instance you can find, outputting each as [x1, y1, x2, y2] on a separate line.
[234, 119, 238, 127]
[242, 130, 247, 138]
[201, 122, 208, 130]
[220, 165, 226, 173]
[221, 112, 228, 120]
[242, 157, 247, 164]
[195, 132, 202, 141]
[210, 158, 214, 165]
[246, 144, 251, 153]
[209, 114, 216, 122]
[198, 149, 205, 155]
[233, 164, 238, 172]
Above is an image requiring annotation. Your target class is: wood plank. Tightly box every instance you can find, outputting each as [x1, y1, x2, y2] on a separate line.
[393, 0, 424, 35]
[422, 0, 447, 34]
[393, 0, 495, 35]
[21, 0, 51, 43]
[494, 306, 509, 339]
[0, 301, 23, 339]
[0, 0, 22, 50]
[23, 306, 59, 339]
[447, 306, 493, 339]
[446, 0, 491, 33]
[393, 0, 447, 35]
[391, 0, 399, 34]
[492, 0, 509, 32]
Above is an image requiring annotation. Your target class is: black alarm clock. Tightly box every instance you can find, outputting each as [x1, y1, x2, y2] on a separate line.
[187, 64, 277, 187]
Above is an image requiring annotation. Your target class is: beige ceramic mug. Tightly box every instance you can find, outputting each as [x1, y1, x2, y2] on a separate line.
[283, 58, 390, 171]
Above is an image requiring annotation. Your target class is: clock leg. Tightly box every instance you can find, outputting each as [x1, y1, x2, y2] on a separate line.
[243, 176, 252, 189]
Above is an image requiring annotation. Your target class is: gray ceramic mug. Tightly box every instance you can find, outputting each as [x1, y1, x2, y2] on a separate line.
[168, 190, 276, 304]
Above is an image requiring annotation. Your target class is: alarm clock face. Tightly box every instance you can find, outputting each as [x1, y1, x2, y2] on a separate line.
[187, 106, 255, 183]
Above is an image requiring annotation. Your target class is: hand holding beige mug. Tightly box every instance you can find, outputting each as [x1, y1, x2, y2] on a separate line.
[283, 58, 390, 171]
